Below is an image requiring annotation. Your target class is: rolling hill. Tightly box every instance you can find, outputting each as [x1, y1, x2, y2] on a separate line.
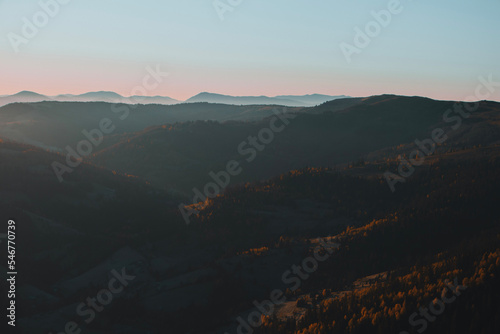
[0, 102, 303, 150]
[89, 95, 500, 194]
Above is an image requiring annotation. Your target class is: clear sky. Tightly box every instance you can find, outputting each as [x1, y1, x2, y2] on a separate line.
[0, 0, 499, 101]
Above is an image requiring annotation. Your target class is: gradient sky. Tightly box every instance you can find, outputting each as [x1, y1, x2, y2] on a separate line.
[0, 0, 499, 101]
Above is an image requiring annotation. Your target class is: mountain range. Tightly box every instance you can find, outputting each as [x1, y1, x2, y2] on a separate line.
[184, 92, 348, 106]
[1, 94, 500, 333]
[1, 94, 500, 334]
[0, 91, 347, 108]
[2, 94, 499, 194]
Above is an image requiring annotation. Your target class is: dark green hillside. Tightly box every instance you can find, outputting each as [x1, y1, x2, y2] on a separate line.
[0, 102, 303, 150]
[90, 97, 500, 194]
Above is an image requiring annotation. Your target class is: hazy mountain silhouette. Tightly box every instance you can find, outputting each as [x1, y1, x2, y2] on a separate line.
[0, 91, 345, 108]
[276, 94, 349, 105]
[0, 91, 51, 106]
[0, 91, 180, 107]
[54, 91, 180, 104]
[185, 92, 347, 106]
[54, 91, 124, 102]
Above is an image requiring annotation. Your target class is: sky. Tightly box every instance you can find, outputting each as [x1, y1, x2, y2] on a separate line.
[0, 0, 499, 101]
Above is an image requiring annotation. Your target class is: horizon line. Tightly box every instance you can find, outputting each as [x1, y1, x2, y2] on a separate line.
[2, 91, 500, 104]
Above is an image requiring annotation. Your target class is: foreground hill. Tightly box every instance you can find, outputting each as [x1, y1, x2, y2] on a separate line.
[0, 139, 181, 236]
[4, 140, 500, 333]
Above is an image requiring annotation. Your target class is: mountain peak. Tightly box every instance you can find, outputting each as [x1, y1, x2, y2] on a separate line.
[13, 91, 46, 97]
[79, 91, 124, 98]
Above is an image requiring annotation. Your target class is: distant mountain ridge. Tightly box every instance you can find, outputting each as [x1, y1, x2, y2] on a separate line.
[0, 91, 347, 107]
[0, 91, 180, 107]
[0, 91, 50, 106]
[185, 92, 348, 106]
[53, 91, 180, 105]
